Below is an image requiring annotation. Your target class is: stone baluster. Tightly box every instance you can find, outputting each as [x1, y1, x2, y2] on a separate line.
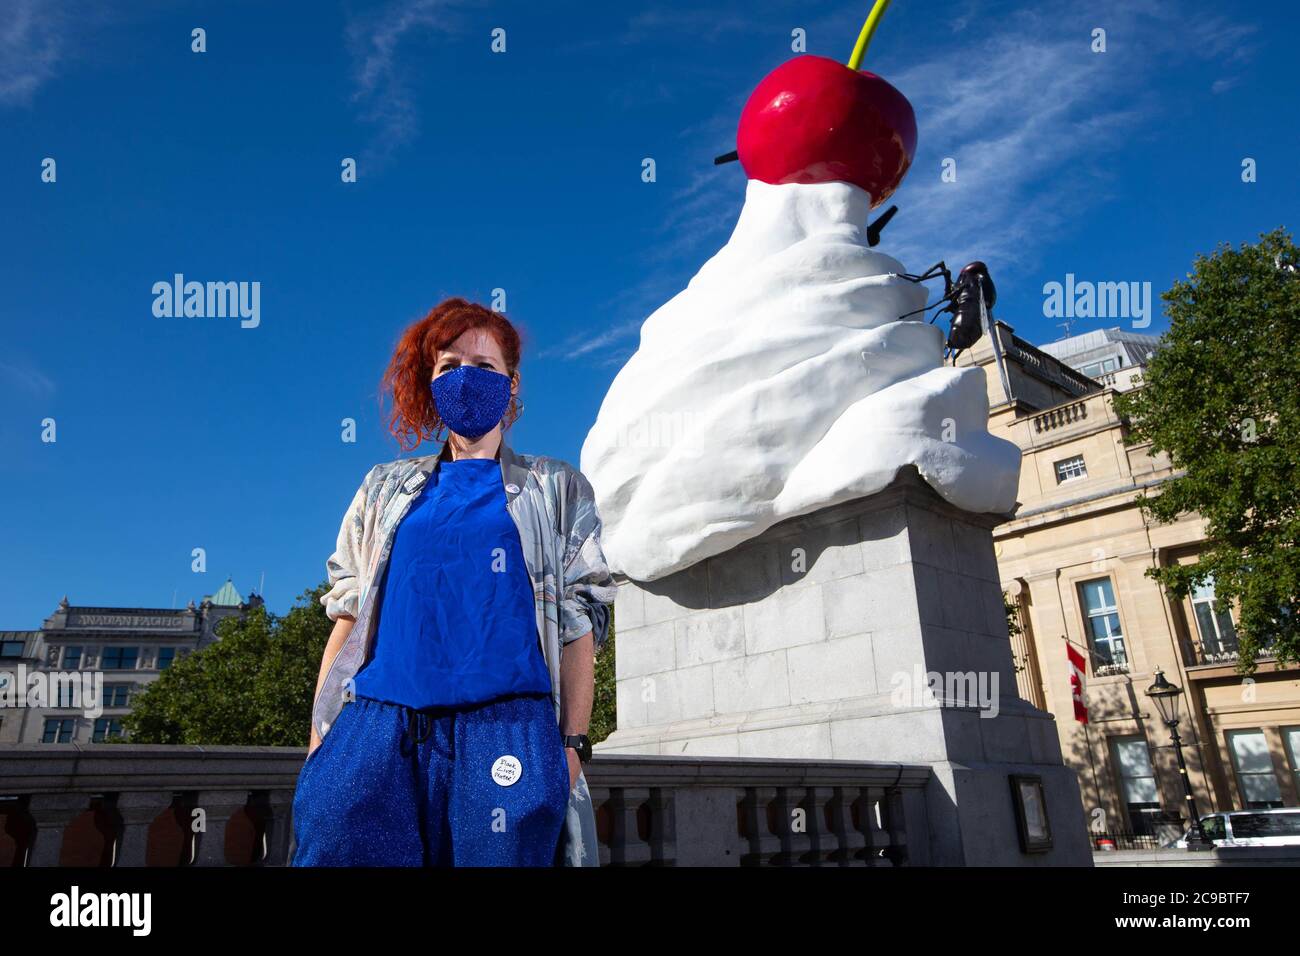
[641, 787, 674, 865]
[114, 791, 176, 866]
[193, 790, 250, 867]
[801, 786, 835, 866]
[860, 786, 894, 866]
[824, 786, 865, 865]
[883, 787, 910, 865]
[738, 786, 783, 866]
[26, 793, 89, 867]
[604, 787, 652, 867]
[264, 789, 295, 865]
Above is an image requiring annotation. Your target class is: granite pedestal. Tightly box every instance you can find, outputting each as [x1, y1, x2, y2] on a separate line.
[595, 466, 1092, 865]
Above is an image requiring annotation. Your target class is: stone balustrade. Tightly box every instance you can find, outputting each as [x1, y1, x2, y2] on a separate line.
[0, 746, 930, 867]
[1030, 399, 1089, 434]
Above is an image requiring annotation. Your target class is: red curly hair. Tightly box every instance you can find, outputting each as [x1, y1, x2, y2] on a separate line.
[381, 298, 526, 452]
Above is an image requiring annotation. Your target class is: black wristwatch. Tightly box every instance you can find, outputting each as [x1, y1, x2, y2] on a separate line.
[562, 734, 592, 763]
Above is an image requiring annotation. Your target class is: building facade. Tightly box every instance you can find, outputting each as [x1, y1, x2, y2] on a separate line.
[0, 580, 262, 745]
[959, 323, 1300, 839]
[1037, 326, 1163, 393]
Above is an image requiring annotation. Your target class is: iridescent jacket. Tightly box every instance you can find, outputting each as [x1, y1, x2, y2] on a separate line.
[310, 436, 618, 867]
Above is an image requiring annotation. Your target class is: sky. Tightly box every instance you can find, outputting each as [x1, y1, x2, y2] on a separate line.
[1, 0, 1296, 627]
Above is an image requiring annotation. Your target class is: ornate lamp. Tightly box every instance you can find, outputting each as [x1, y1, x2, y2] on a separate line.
[1144, 668, 1212, 850]
[1145, 668, 1182, 725]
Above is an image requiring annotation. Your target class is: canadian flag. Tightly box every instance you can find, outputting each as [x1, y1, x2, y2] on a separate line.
[1067, 643, 1089, 724]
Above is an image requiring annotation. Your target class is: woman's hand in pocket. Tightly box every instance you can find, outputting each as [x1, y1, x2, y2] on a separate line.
[307, 725, 322, 761]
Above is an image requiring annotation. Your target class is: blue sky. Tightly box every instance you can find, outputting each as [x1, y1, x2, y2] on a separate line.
[1, 0, 1295, 626]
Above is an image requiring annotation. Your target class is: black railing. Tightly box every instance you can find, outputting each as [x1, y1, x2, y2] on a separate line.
[1188, 635, 1279, 668]
[1090, 830, 1165, 851]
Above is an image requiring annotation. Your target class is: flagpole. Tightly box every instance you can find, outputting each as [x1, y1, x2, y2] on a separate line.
[1082, 719, 1103, 830]
[1063, 634, 1105, 834]
[1058, 631, 1109, 669]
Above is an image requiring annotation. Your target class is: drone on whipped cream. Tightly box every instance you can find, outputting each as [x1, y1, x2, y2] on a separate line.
[896, 261, 998, 366]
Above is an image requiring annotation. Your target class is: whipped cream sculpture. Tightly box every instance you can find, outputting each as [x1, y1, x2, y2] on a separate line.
[581, 2, 1021, 582]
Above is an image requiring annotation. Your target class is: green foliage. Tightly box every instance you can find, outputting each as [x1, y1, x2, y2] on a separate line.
[590, 604, 617, 743]
[1003, 592, 1026, 674]
[1113, 227, 1300, 673]
[122, 580, 620, 746]
[122, 583, 333, 745]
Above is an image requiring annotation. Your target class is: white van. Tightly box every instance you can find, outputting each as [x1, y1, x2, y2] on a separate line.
[1169, 808, 1300, 848]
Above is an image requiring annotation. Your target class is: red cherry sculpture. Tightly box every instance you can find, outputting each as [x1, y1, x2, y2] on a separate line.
[736, 54, 917, 208]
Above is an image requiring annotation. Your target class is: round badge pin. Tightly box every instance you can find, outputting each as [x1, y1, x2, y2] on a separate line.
[505, 482, 520, 494]
[491, 755, 522, 787]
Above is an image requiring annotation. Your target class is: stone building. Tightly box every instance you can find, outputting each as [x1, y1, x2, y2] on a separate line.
[1038, 326, 1163, 392]
[959, 323, 1300, 837]
[0, 580, 262, 745]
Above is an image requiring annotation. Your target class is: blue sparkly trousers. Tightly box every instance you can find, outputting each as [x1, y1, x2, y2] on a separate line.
[289, 692, 570, 866]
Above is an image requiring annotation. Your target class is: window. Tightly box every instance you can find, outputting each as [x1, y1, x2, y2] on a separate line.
[92, 718, 124, 742]
[42, 718, 76, 743]
[0, 639, 25, 659]
[1055, 455, 1088, 483]
[1112, 737, 1161, 834]
[1080, 357, 1119, 378]
[63, 646, 83, 669]
[1227, 730, 1283, 808]
[1230, 811, 1300, 839]
[1191, 576, 1238, 658]
[101, 646, 139, 670]
[53, 680, 80, 708]
[157, 647, 176, 670]
[1201, 815, 1227, 841]
[1286, 727, 1300, 798]
[104, 685, 131, 708]
[1079, 577, 1127, 671]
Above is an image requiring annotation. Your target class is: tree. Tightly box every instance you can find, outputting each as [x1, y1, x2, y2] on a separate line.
[1003, 592, 1026, 675]
[1113, 227, 1300, 673]
[122, 583, 333, 745]
[590, 607, 618, 744]
[122, 579, 621, 746]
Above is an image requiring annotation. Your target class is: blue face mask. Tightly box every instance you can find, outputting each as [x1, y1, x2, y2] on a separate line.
[430, 365, 512, 439]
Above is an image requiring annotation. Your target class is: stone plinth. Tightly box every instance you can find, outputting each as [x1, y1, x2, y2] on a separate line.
[595, 466, 1092, 865]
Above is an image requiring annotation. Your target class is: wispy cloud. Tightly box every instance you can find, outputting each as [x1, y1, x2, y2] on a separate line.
[0, 0, 65, 107]
[1194, 14, 1258, 95]
[561, 7, 754, 55]
[881, 12, 1147, 272]
[344, 0, 470, 168]
[881, 1, 1259, 272]
[624, 9, 755, 42]
[535, 316, 646, 366]
[0, 358, 56, 397]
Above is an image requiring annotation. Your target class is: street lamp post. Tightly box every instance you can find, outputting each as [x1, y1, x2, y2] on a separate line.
[1145, 668, 1213, 850]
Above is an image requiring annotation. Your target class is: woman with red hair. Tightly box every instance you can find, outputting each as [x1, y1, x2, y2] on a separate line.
[290, 297, 617, 867]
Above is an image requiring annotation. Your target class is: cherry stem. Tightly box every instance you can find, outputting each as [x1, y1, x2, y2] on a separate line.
[847, 0, 893, 71]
